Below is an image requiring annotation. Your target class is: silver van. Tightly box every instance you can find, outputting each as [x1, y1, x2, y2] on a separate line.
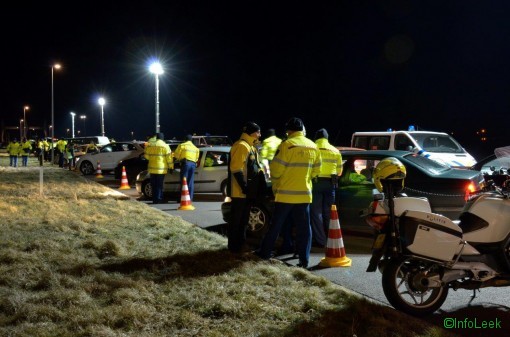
[351, 130, 476, 168]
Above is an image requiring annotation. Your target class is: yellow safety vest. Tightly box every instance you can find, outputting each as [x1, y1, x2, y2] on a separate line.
[229, 133, 261, 198]
[260, 135, 282, 161]
[7, 142, 21, 156]
[144, 139, 173, 174]
[270, 131, 321, 203]
[315, 138, 343, 177]
[21, 141, 32, 156]
[174, 141, 199, 163]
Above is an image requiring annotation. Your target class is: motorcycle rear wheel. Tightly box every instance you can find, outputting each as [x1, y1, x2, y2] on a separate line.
[382, 257, 448, 316]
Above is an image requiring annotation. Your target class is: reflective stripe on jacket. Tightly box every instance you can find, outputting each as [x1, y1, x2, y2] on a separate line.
[270, 131, 321, 203]
[315, 138, 343, 177]
[174, 141, 199, 163]
[260, 135, 282, 162]
[144, 139, 173, 174]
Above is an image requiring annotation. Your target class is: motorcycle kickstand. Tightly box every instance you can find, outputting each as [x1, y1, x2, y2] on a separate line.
[468, 289, 480, 305]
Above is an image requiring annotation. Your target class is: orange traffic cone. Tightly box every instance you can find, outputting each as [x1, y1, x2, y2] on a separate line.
[319, 204, 352, 267]
[178, 177, 195, 210]
[119, 166, 130, 190]
[95, 161, 104, 178]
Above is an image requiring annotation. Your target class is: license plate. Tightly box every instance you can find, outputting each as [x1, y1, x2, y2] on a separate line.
[372, 234, 386, 249]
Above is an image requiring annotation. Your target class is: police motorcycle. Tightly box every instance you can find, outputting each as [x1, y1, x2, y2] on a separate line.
[364, 157, 510, 316]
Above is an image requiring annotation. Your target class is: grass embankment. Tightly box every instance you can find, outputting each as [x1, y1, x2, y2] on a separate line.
[0, 159, 455, 337]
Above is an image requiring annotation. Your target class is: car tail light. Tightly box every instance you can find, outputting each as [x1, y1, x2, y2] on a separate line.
[464, 182, 476, 201]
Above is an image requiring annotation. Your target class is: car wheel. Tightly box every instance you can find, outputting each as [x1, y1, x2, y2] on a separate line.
[220, 179, 228, 197]
[247, 204, 270, 237]
[80, 160, 95, 175]
[142, 180, 153, 198]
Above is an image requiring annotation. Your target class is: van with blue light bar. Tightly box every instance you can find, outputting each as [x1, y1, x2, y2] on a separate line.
[351, 126, 476, 168]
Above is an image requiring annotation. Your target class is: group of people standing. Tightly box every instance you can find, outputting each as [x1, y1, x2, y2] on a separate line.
[144, 132, 200, 205]
[227, 117, 342, 269]
[6, 138, 33, 167]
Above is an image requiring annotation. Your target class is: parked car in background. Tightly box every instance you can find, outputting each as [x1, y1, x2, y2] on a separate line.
[135, 146, 231, 198]
[221, 150, 485, 235]
[351, 128, 476, 168]
[114, 140, 183, 183]
[191, 135, 232, 147]
[76, 141, 145, 175]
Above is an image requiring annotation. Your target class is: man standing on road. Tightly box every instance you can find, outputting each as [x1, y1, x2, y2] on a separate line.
[173, 134, 200, 201]
[227, 122, 263, 253]
[310, 128, 342, 247]
[7, 138, 21, 167]
[144, 132, 173, 204]
[257, 117, 321, 268]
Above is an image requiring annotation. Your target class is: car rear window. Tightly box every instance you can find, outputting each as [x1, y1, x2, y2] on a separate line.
[404, 153, 450, 175]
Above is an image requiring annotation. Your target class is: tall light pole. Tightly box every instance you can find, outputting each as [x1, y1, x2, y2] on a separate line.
[149, 62, 164, 133]
[80, 115, 87, 136]
[19, 119, 23, 139]
[70, 112, 76, 138]
[23, 105, 29, 139]
[98, 97, 105, 137]
[51, 63, 61, 165]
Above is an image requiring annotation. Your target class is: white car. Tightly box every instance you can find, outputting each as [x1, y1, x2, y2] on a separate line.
[76, 142, 145, 175]
[135, 146, 231, 198]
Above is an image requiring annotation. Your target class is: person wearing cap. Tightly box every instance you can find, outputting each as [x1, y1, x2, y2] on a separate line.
[173, 134, 200, 201]
[257, 117, 321, 268]
[310, 128, 343, 247]
[260, 129, 282, 178]
[144, 132, 173, 204]
[227, 121, 263, 253]
[7, 138, 21, 167]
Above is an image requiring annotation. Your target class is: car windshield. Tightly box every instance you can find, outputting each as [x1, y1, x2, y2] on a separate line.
[403, 153, 451, 175]
[411, 134, 464, 153]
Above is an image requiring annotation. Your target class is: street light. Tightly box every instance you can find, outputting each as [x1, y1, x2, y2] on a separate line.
[19, 119, 23, 139]
[80, 115, 87, 136]
[23, 105, 29, 139]
[70, 112, 76, 138]
[98, 97, 105, 137]
[149, 62, 164, 133]
[51, 63, 61, 165]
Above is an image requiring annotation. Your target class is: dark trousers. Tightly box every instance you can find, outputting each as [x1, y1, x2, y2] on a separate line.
[310, 179, 335, 246]
[150, 173, 165, 203]
[258, 202, 312, 266]
[180, 161, 197, 200]
[228, 197, 250, 252]
[9, 155, 18, 167]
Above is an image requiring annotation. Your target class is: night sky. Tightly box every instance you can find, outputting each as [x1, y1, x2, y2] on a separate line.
[2, 1, 510, 159]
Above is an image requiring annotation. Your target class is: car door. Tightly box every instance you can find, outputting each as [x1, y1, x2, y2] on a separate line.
[337, 156, 380, 229]
[101, 143, 124, 169]
[195, 150, 228, 192]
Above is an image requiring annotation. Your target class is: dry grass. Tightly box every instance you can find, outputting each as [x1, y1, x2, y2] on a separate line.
[0, 157, 456, 337]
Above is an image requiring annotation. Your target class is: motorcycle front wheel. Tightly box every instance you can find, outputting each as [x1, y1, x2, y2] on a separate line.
[382, 257, 448, 316]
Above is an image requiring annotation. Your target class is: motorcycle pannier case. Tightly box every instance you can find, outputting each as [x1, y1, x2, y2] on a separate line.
[399, 210, 463, 262]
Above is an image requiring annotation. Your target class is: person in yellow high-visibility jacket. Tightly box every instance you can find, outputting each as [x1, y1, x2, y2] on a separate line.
[173, 134, 200, 201]
[227, 122, 263, 253]
[20, 138, 32, 167]
[144, 132, 173, 204]
[310, 128, 343, 247]
[257, 117, 321, 268]
[7, 138, 21, 167]
[260, 128, 281, 176]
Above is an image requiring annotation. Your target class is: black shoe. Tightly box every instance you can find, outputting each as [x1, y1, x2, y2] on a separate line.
[296, 262, 308, 269]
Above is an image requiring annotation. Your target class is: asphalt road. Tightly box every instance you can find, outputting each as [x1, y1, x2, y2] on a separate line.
[93, 173, 509, 337]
